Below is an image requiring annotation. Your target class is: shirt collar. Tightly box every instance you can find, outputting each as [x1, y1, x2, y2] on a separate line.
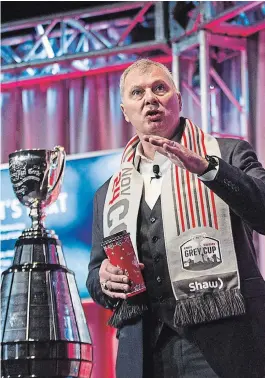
[134, 142, 168, 169]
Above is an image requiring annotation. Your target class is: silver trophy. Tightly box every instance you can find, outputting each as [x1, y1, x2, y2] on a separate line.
[8, 146, 65, 238]
[1, 147, 93, 378]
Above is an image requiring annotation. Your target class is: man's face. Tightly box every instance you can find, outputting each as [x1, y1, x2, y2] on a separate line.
[121, 66, 182, 139]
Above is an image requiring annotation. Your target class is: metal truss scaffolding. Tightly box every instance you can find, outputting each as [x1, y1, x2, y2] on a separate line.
[170, 1, 265, 138]
[1, 1, 265, 137]
[1, 2, 171, 85]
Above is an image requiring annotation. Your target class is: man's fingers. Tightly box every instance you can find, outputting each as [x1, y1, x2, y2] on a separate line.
[163, 142, 181, 153]
[104, 260, 123, 275]
[102, 288, 128, 300]
[145, 136, 181, 156]
[153, 147, 168, 157]
[149, 137, 170, 148]
[101, 280, 130, 299]
[143, 135, 168, 144]
[147, 137, 163, 147]
[145, 137, 188, 170]
[102, 272, 129, 284]
[100, 259, 128, 280]
[144, 135, 181, 150]
[143, 134, 208, 174]
[105, 281, 131, 292]
[144, 139, 168, 157]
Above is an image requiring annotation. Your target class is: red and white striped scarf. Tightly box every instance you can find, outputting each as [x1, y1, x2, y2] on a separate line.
[104, 118, 245, 326]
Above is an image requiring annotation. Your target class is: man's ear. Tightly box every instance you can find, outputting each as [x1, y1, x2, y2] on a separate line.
[120, 103, 130, 122]
[178, 93, 182, 111]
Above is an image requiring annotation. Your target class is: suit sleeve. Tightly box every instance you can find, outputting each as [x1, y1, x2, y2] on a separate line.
[202, 140, 265, 235]
[86, 189, 117, 309]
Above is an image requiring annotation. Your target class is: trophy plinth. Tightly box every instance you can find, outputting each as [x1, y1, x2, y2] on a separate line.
[1, 147, 93, 378]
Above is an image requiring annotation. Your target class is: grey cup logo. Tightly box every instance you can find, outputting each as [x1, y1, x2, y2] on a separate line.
[180, 233, 222, 271]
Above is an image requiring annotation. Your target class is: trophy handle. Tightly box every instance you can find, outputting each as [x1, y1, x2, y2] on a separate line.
[48, 146, 66, 196]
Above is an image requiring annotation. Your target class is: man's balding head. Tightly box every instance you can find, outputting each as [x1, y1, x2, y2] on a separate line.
[120, 59, 177, 101]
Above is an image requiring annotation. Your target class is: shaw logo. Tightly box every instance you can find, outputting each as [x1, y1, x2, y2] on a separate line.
[174, 272, 236, 297]
[189, 277, 223, 292]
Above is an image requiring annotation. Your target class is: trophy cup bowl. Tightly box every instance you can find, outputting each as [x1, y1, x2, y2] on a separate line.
[8, 146, 65, 238]
[1, 146, 92, 378]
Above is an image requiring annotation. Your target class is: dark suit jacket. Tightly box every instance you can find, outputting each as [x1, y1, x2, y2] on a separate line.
[87, 138, 265, 378]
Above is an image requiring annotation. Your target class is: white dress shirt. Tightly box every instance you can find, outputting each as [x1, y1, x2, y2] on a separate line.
[134, 143, 219, 210]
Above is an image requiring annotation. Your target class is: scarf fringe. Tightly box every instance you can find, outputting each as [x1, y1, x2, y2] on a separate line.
[174, 289, 245, 327]
[108, 296, 148, 328]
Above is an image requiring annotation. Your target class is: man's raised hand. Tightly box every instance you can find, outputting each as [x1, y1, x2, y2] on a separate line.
[143, 135, 208, 175]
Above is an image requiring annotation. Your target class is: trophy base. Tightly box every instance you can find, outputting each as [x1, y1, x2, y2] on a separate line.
[20, 228, 58, 239]
[9, 236, 65, 266]
[1, 341, 92, 378]
[1, 237, 93, 378]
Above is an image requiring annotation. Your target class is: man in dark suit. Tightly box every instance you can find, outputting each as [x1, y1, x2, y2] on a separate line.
[87, 59, 265, 378]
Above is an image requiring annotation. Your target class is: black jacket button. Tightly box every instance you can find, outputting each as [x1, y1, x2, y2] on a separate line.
[152, 236, 158, 243]
[156, 276, 162, 284]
